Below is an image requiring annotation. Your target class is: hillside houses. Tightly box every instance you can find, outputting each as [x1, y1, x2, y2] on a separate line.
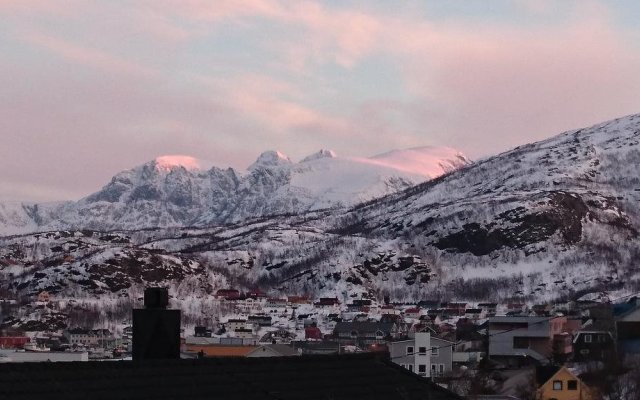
[5, 285, 640, 400]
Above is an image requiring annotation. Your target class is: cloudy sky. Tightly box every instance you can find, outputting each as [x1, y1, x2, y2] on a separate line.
[2, 1, 640, 202]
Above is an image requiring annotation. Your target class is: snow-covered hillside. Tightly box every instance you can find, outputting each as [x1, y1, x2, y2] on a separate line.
[2, 114, 640, 322]
[0, 147, 469, 235]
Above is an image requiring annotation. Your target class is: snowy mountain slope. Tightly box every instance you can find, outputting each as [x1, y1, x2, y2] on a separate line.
[4, 114, 640, 324]
[337, 114, 640, 247]
[0, 147, 470, 234]
[322, 113, 640, 297]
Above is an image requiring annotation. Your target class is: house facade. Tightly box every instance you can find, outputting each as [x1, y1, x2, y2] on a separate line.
[65, 328, 114, 348]
[536, 366, 595, 400]
[389, 332, 432, 377]
[430, 336, 454, 377]
[572, 331, 615, 362]
[488, 316, 569, 366]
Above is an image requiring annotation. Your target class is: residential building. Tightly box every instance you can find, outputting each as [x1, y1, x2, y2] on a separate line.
[430, 336, 454, 377]
[616, 321, 640, 355]
[417, 300, 441, 311]
[333, 321, 405, 346]
[380, 305, 401, 315]
[64, 328, 115, 348]
[488, 316, 569, 366]
[614, 299, 640, 355]
[215, 289, 241, 300]
[225, 319, 247, 332]
[0, 336, 30, 349]
[347, 299, 372, 312]
[264, 297, 288, 310]
[234, 297, 262, 313]
[247, 315, 272, 327]
[389, 332, 432, 377]
[404, 307, 421, 319]
[259, 328, 295, 344]
[233, 328, 255, 339]
[287, 295, 310, 305]
[0, 349, 88, 363]
[506, 303, 526, 314]
[572, 331, 616, 362]
[305, 326, 323, 340]
[478, 303, 498, 317]
[315, 297, 340, 307]
[536, 366, 595, 400]
[194, 326, 212, 337]
[465, 308, 483, 320]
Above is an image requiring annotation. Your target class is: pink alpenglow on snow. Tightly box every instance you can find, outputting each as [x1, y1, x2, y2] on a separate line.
[365, 147, 471, 179]
[154, 155, 215, 172]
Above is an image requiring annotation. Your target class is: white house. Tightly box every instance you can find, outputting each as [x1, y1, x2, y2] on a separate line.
[388, 332, 431, 377]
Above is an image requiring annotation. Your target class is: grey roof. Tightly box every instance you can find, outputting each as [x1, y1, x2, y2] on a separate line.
[251, 344, 299, 356]
[488, 316, 550, 324]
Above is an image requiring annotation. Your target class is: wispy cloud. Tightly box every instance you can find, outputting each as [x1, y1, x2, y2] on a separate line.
[23, 32, 159, 77]
[1, 0, 640, 201]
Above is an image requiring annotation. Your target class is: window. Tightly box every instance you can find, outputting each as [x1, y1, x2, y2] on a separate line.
[406, 346, 414, 355]
[431, 346, 438, 356]
[418, 364, 426, 374]
[408, 364, 413, 372]
[513, 337, 528, 349]
[567, 380, 577, 390]
[418, 346, 427, 355]
[584, 334, 592, 343]
[553, 381, 563, 390]
[439, 364, 445, 373]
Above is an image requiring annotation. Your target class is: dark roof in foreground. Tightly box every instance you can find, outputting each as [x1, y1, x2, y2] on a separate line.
[0, 353, 461, 400]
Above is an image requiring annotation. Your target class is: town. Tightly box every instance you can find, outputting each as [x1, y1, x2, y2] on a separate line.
[2, 287, 640, 399]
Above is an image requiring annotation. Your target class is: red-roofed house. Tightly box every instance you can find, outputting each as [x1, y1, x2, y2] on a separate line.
[305, 327, 323, 340]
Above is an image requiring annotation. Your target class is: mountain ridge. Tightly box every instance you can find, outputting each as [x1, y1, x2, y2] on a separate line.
[0, 146, 470, 235]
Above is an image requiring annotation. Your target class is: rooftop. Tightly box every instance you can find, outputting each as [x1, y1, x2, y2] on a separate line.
[0, 353, 461, 400]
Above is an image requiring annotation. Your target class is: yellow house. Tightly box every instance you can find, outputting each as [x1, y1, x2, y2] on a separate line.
[537, 366, 596, 400]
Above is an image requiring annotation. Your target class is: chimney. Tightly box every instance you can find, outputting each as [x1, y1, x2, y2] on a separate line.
[132, 287, 181, 361]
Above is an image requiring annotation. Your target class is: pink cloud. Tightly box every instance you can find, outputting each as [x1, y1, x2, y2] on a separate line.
[0, 0, 81, 15]
[370, 6, 640, 154]
[24, 32, 158, 77]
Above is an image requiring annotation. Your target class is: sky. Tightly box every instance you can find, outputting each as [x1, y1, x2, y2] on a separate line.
[2, 1, 640, 202]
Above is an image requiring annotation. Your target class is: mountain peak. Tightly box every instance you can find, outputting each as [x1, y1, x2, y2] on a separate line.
[249, 150, 292, 170]
[153, 155, 212, 172]
[301, 149, 337, 163]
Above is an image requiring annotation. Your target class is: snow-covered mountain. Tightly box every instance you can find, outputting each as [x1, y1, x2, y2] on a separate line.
[3, 113, 640, 331]
[0, 147, 469, 235]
